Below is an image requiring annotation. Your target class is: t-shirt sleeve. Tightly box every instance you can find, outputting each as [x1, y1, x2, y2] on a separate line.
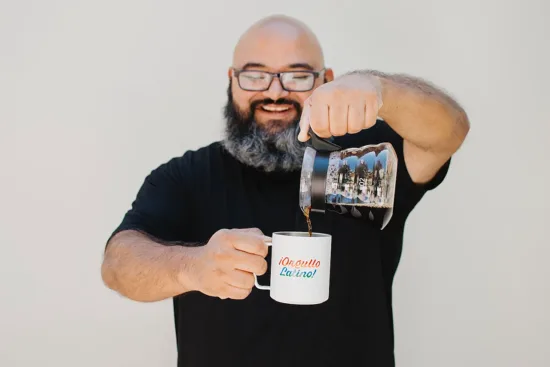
[107, 152, 195, 246]
[414, 155, 451, 191]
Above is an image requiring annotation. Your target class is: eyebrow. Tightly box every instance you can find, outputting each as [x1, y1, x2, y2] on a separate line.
[240, 62, 316, 71]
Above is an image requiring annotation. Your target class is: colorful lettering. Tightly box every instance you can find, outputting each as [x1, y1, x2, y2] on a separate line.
[278, 256, 321, 269]
[278, 266, 319, 279]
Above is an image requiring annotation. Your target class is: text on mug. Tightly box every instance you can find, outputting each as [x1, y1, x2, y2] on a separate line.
[278, 256, 321, 279]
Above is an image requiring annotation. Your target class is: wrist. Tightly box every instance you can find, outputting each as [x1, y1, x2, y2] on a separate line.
[346, 70, 386, 114]
[167, 244, 203, 294]
[376, 76, 394, 119]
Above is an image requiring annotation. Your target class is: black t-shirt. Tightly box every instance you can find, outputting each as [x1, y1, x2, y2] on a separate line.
[110, 120, 451, 367]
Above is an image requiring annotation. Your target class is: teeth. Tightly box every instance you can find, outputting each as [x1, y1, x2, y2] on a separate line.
[262, 105, 290, 112]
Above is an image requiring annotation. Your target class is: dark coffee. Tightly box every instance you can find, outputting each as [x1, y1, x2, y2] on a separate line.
[303, 206, 313, 237]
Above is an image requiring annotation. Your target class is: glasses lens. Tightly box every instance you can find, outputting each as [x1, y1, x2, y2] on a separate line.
[281, 72, 315, 91]
[238, 71, 271, 91]
[237, 70, 317, 91]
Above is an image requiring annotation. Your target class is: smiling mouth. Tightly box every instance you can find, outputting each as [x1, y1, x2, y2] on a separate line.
[260, 104, 292, 112]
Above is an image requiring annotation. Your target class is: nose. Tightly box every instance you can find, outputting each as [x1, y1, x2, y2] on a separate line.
[262, 76, 289, 101]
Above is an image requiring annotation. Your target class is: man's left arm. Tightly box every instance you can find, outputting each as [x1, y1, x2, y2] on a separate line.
[368, 70, 470, 184]
[298, 70, 470, 185]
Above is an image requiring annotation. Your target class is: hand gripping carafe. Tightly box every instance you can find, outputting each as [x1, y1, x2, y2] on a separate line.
[299, 129, 398, 230]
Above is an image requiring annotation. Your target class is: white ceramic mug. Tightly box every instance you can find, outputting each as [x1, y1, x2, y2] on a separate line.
[254, 231, 332, 305]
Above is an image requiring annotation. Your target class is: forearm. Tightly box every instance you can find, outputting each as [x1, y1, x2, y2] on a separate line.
[351, 70, 470, 152]
[101, 230, 201, 302]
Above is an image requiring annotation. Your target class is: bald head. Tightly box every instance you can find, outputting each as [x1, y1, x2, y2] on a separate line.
[223, 15, 333, 172]
[222, 15, 333, 172]
[232, 15, 325, 69]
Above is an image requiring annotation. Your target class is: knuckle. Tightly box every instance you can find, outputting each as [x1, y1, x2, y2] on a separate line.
[257, 242, 268, 257]
[332, 88, 345, 98]
[244, 274, 255, 289]
[218, 284, 230, 297]
[239, 227, 263, 235]
[213, 248, 227, 262]
[215, 228, 230, 242]
[217, 228, 230, 236]
[251, 227, 263, 235]
[228, 287, 245, 300]
[243, 287, 253, 297]
[230, 293, 242, 300]
[348, 124, 363, 134]
[205, 283, 221, 298]
[234, 289, 250, 300]
[316, 127, 332, 138]
[367, 93, 379, 103]
[330, 124, 346, 136]
[256, 259, 268, 275]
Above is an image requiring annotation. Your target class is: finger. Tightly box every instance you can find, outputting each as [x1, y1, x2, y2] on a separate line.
[234, 227, 264, 236]
[348, 101, 366, 134]
[297, 98, 312, 142]
[365, 98, 378, 129]
[328, 103, 348, 136]
[219, 283, 251, 300]
[229, 250, 268, 275]
[228, 232, 269, 257]
[222, 269, 255, 290]
[310, 103, 330, 138]
[233, 228, 271, 244]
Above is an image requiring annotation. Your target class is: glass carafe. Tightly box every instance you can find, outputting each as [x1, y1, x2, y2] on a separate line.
[299, 130, 398, 230]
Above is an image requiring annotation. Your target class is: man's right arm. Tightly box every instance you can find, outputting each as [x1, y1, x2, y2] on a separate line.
[102, 227, 269, 302]
[101, 153, 269, 302]
[101, 229, 202, 302]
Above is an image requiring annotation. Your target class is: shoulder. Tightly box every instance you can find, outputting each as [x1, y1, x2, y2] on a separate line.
[139, 142, 225, 195]
[160, 141, 224, 176]
[176, 141, 223, 166]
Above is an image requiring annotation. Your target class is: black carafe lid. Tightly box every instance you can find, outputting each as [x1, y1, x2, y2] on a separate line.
[298, 126, 341, 152]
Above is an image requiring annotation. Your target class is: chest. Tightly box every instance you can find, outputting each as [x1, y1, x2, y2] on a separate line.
[189, 164, 384, 265]
[190, 169, 304, 241]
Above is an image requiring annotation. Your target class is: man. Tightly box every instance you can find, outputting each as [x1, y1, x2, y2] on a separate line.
[101, 14, 469, 367]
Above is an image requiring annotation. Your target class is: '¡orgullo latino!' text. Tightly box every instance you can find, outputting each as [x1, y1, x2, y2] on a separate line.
[278, 256, 320, 278]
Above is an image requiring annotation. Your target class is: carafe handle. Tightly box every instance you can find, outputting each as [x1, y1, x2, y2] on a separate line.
[297, 126, 341, 152]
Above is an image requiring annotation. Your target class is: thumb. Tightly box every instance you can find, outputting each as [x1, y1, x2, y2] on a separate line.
[236, 228, 271, 244]
[297, 98, 312, 142]
[236, 227, 264, 236]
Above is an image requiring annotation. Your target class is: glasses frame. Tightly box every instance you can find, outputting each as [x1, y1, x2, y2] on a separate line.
[232, 68, 326, 92]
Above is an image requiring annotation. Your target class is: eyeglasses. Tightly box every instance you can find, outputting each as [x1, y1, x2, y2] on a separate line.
[233, 68, 325, 92]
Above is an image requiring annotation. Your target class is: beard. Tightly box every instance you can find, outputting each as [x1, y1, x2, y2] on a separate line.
[221, 81, 307, 173]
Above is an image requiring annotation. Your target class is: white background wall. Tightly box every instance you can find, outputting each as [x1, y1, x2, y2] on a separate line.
[2, 0, 549, 366]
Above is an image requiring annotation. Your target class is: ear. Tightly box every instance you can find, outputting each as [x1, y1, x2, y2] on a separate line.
[324, 68, 334, 82]
[227, 67, 233, 79]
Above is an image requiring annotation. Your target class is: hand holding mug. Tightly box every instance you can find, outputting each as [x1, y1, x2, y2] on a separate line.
[191, 228, 270, 300]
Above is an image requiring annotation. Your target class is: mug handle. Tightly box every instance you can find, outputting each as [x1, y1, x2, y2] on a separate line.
[254, 237, 272, 291]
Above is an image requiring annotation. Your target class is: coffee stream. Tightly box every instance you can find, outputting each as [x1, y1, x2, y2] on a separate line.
[303, 206, 313, 237]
